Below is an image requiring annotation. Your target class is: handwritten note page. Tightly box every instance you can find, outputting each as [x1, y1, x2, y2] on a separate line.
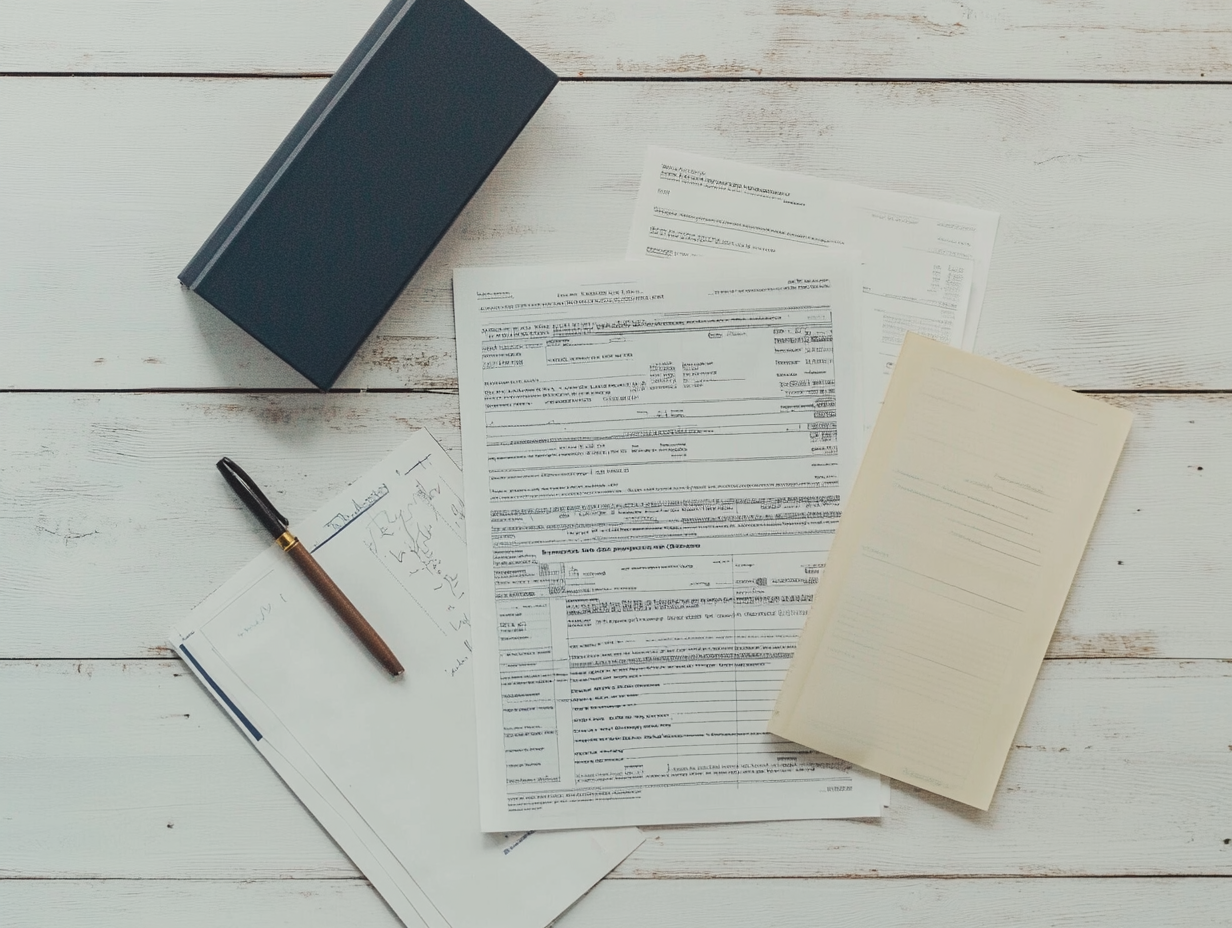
[627, 147, 999, 429]
[770, 335, 1132, 810]
[170, 432, 642, 928]
[454, 257, 883, 832]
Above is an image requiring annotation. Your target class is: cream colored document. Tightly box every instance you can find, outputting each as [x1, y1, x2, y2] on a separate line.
[627, 147, 998, 431]
[170, 432, 642, 928]
[769, 334, 1132, 810]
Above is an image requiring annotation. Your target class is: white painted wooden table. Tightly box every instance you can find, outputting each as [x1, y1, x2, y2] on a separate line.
[3, 2, 1231, 924]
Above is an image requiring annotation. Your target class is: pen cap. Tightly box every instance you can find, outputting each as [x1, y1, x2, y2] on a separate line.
[217, 457, 290, 538]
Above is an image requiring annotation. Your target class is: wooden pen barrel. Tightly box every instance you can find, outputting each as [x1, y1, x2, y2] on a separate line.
[283, 539, 405, 677]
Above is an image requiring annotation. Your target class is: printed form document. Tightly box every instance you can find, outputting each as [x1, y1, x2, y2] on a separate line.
[771, 335, 1132, 810]
[170, 432, 642, 928]
[455, 256, 883, 831]
[627, 147, 999, 430]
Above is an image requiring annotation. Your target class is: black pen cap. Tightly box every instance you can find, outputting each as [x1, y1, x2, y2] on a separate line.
[217, 457, 290, 538]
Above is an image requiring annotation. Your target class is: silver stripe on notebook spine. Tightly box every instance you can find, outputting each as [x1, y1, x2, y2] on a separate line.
[189, 0, 418, 290]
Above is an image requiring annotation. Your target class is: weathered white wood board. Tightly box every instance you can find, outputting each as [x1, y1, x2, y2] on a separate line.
[6, 0, 1232, 918]
[4, 0, 1232, 80]
[4, 79, 1232, 391]
[1, 392, 1225, 660]
[4, 877, 1232, 928]
[0, 392, 460, 659]
[566, 878, 1232, 927]
[1, 659, 1228, 880]
[0, 880, 400, 928]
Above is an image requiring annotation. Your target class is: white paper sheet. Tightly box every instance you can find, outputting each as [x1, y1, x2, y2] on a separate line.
[170, 432, 643, 928]
[454, 257, 883, 831]
[626, 147, 998, 428]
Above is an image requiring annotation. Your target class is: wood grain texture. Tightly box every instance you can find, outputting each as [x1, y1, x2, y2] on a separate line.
[4, 877, 1232, 928]
[1, 659, 1228, 879]
[4, 79, 1232, 390]
[0, 659, 353, 880]
[4, 0, 1232, 79]
[0, 392, 460, 659]
[5, 0, 1232, 914]
[0, 880, 398, 928]
[1, 392, 1226, 660]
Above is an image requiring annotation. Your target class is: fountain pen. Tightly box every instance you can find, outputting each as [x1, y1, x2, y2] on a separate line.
[216, 456, 405, 677]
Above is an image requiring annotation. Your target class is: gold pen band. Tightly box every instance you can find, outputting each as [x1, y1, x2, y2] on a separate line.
[217, 455, 404, 677]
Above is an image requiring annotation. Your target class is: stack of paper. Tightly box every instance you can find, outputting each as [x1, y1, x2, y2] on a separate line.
[171, 433, 642, 928]
[174, 147, 1031, 928]
[450, 148, 1003, 830]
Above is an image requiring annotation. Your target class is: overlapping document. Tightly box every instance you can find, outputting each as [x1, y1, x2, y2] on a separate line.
[170, 432, 642, 928]
[770, 335, 1132, 809]
[454, 256, 884, 831]
[452, 150, 1004, 829]
[172, 148, 1008, 906]
[627, 147, 1000, 431]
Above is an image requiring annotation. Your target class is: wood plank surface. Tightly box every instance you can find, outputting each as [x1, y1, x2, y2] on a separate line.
[5, 0, 1231, 917]
[2, 392, 1225, 660]
[0, 392, 460, 659]
[4, 0, 1232, 80]
[4, 79, 1232, 391]
[4, 877, 1232, 928]
[1, 659, 1227, 880]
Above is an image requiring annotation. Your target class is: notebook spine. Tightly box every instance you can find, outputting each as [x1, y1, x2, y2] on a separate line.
[312, 65, 557, 391]
[178, 0, 416, 289]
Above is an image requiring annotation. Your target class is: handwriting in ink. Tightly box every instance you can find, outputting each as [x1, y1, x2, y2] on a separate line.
[238, 593, 288, 637]
[322, 484, 390, 535]
[398, 453, 433, 476]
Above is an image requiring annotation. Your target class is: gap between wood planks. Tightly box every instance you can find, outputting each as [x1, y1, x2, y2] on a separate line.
[2, 73, 1232, 85]
[2, 874, 1232, 881]
[5, 654, 1229, 664]
[2, 388, 1230, 395]
[0, 387, 462, 395]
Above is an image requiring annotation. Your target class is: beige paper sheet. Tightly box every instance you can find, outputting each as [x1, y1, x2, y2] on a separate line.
[769, 334, 1132, 810]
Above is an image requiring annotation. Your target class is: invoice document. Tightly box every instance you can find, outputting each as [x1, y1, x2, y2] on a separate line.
[454, 256, 883, 831]
[170, 432, 643, 928]
[626, 147, 999, 428]
[770, 334, 1132, 810]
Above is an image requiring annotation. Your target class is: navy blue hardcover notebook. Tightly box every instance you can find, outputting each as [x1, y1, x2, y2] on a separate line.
[180, 0, 557, 389]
